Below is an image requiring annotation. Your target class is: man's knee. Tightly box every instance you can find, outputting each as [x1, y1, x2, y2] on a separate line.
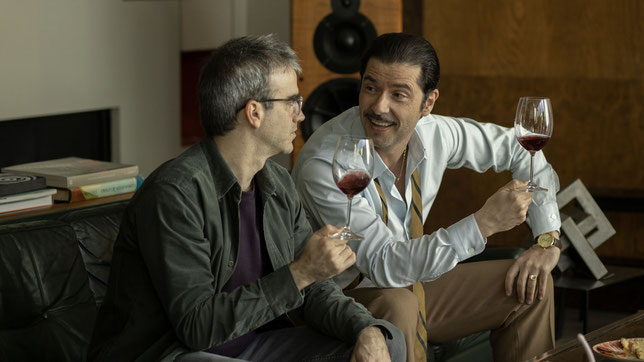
[371, 288, 419, 321]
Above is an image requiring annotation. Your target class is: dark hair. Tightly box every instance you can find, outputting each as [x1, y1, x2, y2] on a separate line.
[198, 34, 301, 137]
[360, 33, 440, 95]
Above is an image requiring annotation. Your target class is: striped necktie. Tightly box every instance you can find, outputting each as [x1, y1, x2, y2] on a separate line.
[374, 168, 428, 362]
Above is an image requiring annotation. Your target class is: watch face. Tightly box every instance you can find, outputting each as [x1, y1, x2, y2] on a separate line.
[537, 234, 554, 248]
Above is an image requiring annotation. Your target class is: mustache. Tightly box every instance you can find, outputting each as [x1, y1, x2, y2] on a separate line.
[364, 111, 397, 124]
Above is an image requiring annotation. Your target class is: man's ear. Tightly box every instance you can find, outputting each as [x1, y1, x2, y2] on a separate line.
[242, 100, 264, 129]
[421, 89, 440, 117]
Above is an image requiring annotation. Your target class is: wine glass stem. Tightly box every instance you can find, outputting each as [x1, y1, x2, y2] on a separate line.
[345, 197, 353, 229]
[529, 153, 535, 184]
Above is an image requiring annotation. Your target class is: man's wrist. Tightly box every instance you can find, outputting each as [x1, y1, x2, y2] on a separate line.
[473, 210, 492, 238]
[288, 261, 315, 290]
[358, 325, 387, 342]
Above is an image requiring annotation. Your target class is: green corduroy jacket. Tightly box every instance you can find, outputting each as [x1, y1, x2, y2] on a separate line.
[88, 138, 382, 361]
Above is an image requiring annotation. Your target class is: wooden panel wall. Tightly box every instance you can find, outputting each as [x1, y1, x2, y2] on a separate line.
[422, 0, 644, 263]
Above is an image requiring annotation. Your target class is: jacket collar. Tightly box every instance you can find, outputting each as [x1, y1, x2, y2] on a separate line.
[200, 137, 277, 200]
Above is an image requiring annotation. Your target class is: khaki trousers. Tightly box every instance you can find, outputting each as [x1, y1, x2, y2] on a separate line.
[345, 259, 555, 362]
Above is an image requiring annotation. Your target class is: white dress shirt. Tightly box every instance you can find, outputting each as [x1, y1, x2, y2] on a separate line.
[291, 107, 561, 289]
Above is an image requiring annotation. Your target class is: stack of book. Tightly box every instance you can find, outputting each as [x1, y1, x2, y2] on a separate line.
[0, 174, 57, 214]
[1, 157, 143, 206]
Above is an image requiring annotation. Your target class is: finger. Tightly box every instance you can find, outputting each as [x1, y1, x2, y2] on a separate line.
[525, 274, 537, 304]
[516, 271, 527, 304]
[330, 235, 351, 246]
[537, 274, 547, 300]
[338, 245, 355, 261]
[505, 265, 519, 296]
[343, 250, 356, 267]
[508, 179, 529, 190]
[319, 224, 344, 237]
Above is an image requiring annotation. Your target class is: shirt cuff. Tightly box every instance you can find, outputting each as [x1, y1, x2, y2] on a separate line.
[527, 202, 562, 237]
[447, 214, 487, 262]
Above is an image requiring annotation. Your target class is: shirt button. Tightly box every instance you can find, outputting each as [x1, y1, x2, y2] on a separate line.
[227, 260, 234, 268]
[550, 214, 557, 219]
[467, 248, 474, 254]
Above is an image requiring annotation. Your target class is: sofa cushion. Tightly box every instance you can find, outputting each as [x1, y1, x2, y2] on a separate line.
[0, 220, 96, 362]
[59, 202, 126, 307]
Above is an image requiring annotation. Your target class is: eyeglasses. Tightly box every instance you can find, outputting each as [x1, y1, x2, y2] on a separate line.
[237, 96, 303, 115]
[258, 95, 303, 116]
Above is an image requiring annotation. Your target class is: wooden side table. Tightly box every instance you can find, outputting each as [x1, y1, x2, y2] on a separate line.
[554, 265, 644, 335]
[530, 310, 644, 361]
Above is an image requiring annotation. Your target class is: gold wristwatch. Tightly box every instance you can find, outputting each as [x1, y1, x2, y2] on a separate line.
[536, 233, 561, 249]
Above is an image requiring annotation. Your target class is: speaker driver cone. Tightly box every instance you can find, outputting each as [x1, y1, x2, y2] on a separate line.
[313, 12, 377, 74]
[301, 78, 361, 140]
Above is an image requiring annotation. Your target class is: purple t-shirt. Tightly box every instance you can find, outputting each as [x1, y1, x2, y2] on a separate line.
[207, 184, 273, 357]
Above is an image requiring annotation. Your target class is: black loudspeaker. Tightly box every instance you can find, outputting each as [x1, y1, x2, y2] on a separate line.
[301, 77, 361, 140]
[291, 0, 403, 163]
[313, 0, 378, 74]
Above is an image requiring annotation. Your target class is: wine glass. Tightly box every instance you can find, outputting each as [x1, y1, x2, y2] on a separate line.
[331, 136, 375, 240]
[514, 96, 553, 192]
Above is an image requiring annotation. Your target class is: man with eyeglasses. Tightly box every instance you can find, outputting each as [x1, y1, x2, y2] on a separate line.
[89, 35, 405, 362]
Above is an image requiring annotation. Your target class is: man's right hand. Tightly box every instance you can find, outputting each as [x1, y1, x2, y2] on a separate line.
[474, 180, 533, 238]
[289, 225, 356, 290]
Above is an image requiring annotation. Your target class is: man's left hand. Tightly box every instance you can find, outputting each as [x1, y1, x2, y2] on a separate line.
[505, 231, 560, 304]
[350, 326, 390, 362]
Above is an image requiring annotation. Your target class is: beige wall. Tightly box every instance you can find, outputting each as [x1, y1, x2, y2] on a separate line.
[0, 0, 291, 175]
[0, 0, 182, 176]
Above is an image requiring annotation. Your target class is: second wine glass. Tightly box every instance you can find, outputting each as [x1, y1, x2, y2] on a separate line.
[331, 136, 375, 240]
[514, 96, 553, 192]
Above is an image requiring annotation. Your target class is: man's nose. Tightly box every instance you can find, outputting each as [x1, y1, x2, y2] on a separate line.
[372, 93, 390, 114]
[295, 109, 305, 123]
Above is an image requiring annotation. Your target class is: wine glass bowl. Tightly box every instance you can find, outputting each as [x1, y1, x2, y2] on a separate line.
[331, 136, 375, 240]
[514, 97, 553, 192]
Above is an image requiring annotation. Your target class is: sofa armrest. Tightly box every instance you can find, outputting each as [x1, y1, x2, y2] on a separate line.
[463, 247, 525, 263]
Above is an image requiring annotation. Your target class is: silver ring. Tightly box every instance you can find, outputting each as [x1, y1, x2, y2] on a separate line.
[529, 274, 538, 281]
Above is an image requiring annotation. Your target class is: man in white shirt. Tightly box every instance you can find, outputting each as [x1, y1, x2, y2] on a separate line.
[292, 33, 561, 362]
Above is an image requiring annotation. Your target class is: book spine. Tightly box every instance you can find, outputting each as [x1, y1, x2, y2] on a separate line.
[0, 194, 53, 214]
[66, 166, 139, 188]
[68, 176, 143, 202]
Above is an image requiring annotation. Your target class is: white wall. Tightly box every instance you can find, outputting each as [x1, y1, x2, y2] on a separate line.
[0, 0, 182, 176]
[0, 0, 292, 175]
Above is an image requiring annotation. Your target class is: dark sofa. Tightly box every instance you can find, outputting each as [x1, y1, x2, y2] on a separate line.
[0, 199, 521, 362]
[0, 200, 128, 362]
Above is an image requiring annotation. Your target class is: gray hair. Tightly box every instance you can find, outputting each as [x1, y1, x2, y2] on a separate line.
[198, 34, 301, 137]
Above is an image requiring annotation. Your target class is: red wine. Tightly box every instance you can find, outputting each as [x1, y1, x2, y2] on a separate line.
[336, 170, 371, 197]
[518, 135, 550, 152]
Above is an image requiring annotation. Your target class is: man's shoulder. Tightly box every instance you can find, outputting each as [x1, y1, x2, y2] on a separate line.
[133, 143, 219, 205]
[152, 144, 210, 185]
[417, 113, 460, 127]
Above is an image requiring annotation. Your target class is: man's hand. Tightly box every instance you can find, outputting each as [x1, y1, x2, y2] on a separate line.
[289, 225, 356, 290]
[505, 232, 560, 304]
[474, 180, 533, 238]
[350, 326, 390, 362]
